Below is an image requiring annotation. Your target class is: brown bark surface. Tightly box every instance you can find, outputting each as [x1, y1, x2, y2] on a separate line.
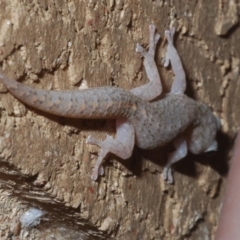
[0, 1, 238, 239]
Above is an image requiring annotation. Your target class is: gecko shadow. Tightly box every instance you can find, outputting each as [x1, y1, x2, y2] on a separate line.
[193, 130, 231, 177]
[25, 105, 114, 132]
[23, 105, 230, 182]
[119, 130, 230, 181]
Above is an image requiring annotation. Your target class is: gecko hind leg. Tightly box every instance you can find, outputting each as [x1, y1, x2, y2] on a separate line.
[164, 28, 186, 95]
[86, 119, 135, 181]
[163, 136, 188, 184]
[131, 24, 162, 101]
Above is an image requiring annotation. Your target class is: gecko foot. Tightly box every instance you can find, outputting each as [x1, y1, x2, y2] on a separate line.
[135, 43, 146, 54]
[163, 28, 176, 68]
[162, 167, 173, 184]
[162, 137, 188, 184]
[135, 24, 160, 58]
[86, 135, 106, 181]
[149, 24, 160, 55]
[86, 120, 135, 181]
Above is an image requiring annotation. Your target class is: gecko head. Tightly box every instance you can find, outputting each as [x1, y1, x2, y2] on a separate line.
[188, 104, 220, 156]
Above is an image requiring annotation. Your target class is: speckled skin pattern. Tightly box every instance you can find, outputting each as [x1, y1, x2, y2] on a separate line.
[0, 25, 220, 183]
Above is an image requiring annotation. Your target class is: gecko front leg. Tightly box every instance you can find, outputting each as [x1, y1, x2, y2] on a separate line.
[131, 24, 162, 101]
[86, 119, 135, 180]
[163, 137, 188, 184]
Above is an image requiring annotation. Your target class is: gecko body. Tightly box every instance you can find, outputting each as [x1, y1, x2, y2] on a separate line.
[0, 25, 219, 183]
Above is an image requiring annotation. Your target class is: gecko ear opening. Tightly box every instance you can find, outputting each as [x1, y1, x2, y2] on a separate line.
[204, 140, 218, 156]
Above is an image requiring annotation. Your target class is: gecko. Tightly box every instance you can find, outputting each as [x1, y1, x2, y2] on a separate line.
[0, 25, 220, 184]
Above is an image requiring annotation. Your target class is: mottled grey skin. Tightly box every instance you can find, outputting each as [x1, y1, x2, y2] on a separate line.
[0, 25, 219, 183]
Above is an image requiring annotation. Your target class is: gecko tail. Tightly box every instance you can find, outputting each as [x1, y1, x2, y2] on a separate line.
[0, 72, 137, 119]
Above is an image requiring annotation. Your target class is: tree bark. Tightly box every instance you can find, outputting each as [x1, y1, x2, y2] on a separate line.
[0, 0, 238, 239]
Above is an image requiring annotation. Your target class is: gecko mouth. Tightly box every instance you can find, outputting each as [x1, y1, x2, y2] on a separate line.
[204, 150, 217, 156]
[204, 140, 218, 156]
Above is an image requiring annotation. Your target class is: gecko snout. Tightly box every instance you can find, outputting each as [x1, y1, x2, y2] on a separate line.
[204, 140, 218, 154]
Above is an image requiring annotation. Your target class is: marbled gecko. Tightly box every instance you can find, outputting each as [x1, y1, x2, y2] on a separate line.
[0, 25, 220, 183]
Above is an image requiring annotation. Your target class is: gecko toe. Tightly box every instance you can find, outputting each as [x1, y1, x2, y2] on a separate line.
[99, 166, 104, 176]
[86, 135, 102, 147]
[149, 24, 156, 32]
[91, 170, 99, 181]
[136, 43, 144, 53]
[91, 165, 104, 180]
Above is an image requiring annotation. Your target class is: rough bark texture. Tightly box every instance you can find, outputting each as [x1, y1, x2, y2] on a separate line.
[0, 1, 239, 239]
